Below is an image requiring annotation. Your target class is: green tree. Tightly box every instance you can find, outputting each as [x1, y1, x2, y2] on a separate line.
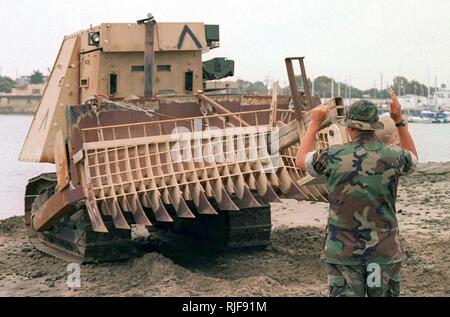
[391, 76, 431, 97]
[237, 80, 268, 94]
[0, 76, 15, 93]
[311, 76, 362, 98]
[30, 70, 44, 84]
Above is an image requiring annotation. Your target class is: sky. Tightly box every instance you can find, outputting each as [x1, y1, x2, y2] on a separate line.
[0, 0, 449, 90]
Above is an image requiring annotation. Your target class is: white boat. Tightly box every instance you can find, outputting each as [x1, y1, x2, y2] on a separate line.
[408, 110, 435, 123]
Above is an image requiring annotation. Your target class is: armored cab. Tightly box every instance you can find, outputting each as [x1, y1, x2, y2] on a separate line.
[20, 15, 349, 262]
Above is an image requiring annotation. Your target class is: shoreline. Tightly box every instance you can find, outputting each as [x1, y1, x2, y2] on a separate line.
[0, 109, 34, 116]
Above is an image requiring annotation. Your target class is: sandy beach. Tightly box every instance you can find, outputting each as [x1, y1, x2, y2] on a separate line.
[0, 162, 449, 297]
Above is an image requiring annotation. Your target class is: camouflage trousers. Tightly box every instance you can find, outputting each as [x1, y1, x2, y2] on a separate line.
[327, 262, 401, 297]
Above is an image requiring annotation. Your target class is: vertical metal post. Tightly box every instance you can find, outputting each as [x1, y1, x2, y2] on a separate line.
[144, 17, 156, 97]
[298, 57, 312, 109]
[331, 77, 334, 98]
[285, 58, 304, 120]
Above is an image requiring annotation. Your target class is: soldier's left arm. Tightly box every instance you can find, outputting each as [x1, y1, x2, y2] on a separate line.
[390, 90, 418, 159]
[295, 104, 329, 170]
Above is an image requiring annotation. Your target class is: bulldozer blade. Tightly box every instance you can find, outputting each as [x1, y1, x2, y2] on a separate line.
[105, 199, 131, 230]
[126, 195, 152, 226]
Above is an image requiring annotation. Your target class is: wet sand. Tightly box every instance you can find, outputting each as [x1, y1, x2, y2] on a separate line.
[0, 162, 449, 297]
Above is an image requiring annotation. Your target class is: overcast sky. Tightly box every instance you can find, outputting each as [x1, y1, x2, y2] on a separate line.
[0, 0, 449, 89]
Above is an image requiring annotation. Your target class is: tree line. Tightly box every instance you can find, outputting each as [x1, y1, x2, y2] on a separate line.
[1, 69, 437, 98]
[237, 75, 437, 98]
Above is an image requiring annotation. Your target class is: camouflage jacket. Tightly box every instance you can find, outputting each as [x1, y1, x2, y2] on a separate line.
[305, 134, 417, 265]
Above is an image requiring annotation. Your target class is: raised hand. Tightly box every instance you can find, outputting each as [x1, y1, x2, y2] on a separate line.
[389, 90, 403, 123]
[310, 104, 329, 126]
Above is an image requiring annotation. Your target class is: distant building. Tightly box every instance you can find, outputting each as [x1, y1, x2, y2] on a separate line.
[15, 75, 49, 87]
[342, 95, 429, 112]
[15, 75, 31, 87]
[10, 83, 46, 96]
[341, 97, 389, 108]
[431, 88, 450, 111]
[0, 82, 47, 114]
[0, 94, 41, 114]
[396, 94, 428, 110]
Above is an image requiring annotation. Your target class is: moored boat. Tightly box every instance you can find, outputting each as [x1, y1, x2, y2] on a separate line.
[434, 111, 449, 123]
[408, 110, 435, 123]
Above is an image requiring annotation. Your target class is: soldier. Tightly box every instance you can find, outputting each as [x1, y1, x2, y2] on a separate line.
[296, 91, 418, 297]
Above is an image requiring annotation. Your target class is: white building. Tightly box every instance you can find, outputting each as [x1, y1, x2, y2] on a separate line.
[10, 83, 46, 96]
[397, 95, 428, 110]
[431, 88, 450, 111]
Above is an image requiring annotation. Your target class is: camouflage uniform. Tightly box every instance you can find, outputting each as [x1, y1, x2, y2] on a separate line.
[305, 100, 417, 297]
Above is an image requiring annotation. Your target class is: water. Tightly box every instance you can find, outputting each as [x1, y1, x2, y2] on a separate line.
[0, 115, 449, 220]
[0, 115, 53, 220]
[408, 123, 450, 163]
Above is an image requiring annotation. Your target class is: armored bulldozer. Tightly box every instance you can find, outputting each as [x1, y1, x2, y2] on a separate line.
[19, 15, 351, 263]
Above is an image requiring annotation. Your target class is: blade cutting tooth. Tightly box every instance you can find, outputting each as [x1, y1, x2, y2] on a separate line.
[146, 192, 173, 222]
[86, 200, 108, 233]
[217, 187, 239, 211]
[119, 196, 130, 213]
[283, 184, 309, 200]
[197, 191, 218, 215]
[239, 186, 261, 208]
[260, 183, 282, 203]
[278, 168, 309, 200]
[107, 199, 131, 230]
[100, 200, 112, 216]
[126, 195, 152, 226]
[140, 193, 152, 209]
[175, 196, 196, 219]
[154, 196, 174, 222]
[168, 188, 196, 219]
